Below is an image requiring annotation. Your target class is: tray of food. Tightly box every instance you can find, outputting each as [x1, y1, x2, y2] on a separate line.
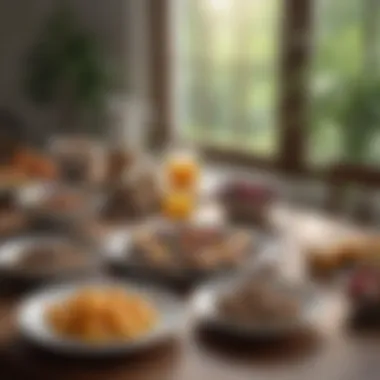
[0, 236, 100, 282]
[192, 272, 320, 338]
[17, 183, 104, 224]
[17, 280, 185, 357]
[103, 223, 266, 285]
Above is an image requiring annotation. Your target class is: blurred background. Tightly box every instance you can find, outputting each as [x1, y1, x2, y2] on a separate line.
[177, 0, 380, 166]
[0, 0, 379, 222]
[0, 2, 380, 378]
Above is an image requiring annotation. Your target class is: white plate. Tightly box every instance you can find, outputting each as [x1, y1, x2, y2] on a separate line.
[102, 224, 268, 285]
[191, 275, 321, 338]
[17, 280, 185, 357]
[0, 236, 99, 281]
[17, 183, 104, 222]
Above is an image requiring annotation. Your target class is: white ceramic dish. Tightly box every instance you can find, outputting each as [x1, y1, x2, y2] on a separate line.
[17, 183, 104, 223]
[17, 280, 185, 357]
[191, 275, 321, 338]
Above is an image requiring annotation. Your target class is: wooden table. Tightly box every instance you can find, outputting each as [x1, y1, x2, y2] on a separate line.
[0, 205, 378, 380]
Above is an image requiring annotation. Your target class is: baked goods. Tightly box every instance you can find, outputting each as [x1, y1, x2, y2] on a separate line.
[47, 288, 158, 343]
[308, 236, 380, 278]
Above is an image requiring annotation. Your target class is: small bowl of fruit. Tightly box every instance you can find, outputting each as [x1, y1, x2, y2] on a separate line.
[219, 180, 275, 227]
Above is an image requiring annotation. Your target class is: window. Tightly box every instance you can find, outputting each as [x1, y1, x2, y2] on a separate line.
[150, 0, 380, 183]
[310, 0, 380, 167]
[177, 0, 282, 157]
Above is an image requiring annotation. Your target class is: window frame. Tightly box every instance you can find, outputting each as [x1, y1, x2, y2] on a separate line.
[148, 0, 380, 186]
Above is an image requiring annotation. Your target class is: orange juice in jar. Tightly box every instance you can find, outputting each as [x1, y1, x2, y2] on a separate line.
[162, 191, 195, 221]
[165, 151, 199, 190]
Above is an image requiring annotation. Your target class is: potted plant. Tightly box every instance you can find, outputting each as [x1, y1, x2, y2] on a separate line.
[314, 77, 380, 220]
[23, 6, 114, 184]
[337, 79, 380, 165]
[24, 6, 111, 137]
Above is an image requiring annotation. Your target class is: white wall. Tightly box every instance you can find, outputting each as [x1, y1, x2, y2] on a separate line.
[0, 0, 150, 141]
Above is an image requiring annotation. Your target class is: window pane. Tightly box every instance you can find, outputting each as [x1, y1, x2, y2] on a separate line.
[178, 0, 282, 157]
[310, 0, 380, 167]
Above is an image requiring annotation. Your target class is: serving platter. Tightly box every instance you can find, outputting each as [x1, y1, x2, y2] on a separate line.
[17, 279, 185, 357]
[0, 235, 100, 282]
[17, 182, 104, 224]
[191, 274, 321, 338]
[102, 222, 275, 286]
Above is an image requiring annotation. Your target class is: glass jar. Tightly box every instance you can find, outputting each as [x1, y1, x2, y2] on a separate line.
[49, 136, 106, 186]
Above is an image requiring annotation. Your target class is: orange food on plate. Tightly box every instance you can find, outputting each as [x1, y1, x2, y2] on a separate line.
[28, 157, 58, 179]
[13, 149, 57, 179]
[46, 287, 158, 343]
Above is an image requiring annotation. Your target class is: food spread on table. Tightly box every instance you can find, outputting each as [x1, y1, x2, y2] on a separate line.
[0, 141, 377, 367]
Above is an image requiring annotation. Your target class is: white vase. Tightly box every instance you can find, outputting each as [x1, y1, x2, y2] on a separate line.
[108, 95, 150, 152]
